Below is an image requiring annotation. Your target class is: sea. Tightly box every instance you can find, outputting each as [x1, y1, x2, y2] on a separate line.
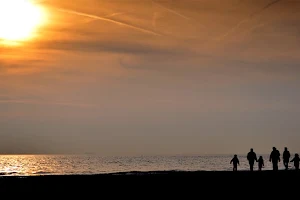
[0, 154, 292, 176]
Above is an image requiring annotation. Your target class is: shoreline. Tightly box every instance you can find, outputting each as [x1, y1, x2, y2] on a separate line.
[0, 168, 298, 177]
[1, 170, 298, 196]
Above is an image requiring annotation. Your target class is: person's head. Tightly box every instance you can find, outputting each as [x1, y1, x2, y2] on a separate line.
[285, 147, 288, 151]
[273, 147, 276, 151]
[259, 156, 263, 159]
[234, 154, 237, 158]
[296, 153, 299, 158]
[250, 148, 253, 152]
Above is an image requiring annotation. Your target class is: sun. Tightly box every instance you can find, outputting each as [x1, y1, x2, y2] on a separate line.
[0, 0, 46, 44]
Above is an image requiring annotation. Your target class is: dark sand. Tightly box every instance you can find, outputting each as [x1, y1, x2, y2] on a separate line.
[1, 170, 298, 197]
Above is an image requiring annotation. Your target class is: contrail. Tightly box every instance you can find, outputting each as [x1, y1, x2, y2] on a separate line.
[152, 12, 160, 30]
[82, 12, 129, 24]
[0, 99, 98, 108]
[240, 23, 265, 39]
[104, 12, 128, 18]
[151, 0, 190, 20]
[215, 0, 282, 41]
[258, 0, 282, 13]
[57, 8, 162, 36]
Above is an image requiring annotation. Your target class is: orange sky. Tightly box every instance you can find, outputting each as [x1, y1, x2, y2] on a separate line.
[0, 0, 300, 155]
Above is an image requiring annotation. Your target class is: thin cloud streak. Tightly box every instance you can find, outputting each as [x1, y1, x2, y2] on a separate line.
[57, 8, 162, 36]
[215, 0, 282, 41]
[239, 23, 266, 40]
[0, 100, 98, 108]
[104, 12, 129, 18]
[152, 0, 190, 20]
[82, 12, 132, 24]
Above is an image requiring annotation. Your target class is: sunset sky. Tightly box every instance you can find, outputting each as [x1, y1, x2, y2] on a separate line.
[0, 0, 299, 155]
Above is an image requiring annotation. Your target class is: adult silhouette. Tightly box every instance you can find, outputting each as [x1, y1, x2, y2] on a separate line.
[283, 147, 290, 170]
[269, 147, 280, 171]
[247, 148, 257, 171]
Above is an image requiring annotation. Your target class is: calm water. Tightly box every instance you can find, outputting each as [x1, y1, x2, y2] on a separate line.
[0, 154, 292, 176]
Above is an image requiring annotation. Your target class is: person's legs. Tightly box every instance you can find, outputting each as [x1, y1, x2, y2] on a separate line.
[272, 162, 276, 171]
[273, 162, 278, 171]
[284, 160, 288, 170]
[249, 162, 254, 171]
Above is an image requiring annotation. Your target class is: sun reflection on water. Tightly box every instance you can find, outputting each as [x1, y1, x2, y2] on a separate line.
[0, 154, 281, 176]
[0, 155, 58, 176]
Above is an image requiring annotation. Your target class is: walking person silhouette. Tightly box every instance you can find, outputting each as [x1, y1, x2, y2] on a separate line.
[258, 156, 264, 171]
[283, 147, 290, 170]
[247, 148, 257, 171]
[269, 147, 280, 171]
[290, 153, 300, 171]
[230, 155, 240, 171]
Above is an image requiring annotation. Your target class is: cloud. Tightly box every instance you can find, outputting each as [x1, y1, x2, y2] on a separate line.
[0, 99, 98, 108]
[36, 39, 170, 54]
[0, 59, 47, 75]
[214, 0, 282, 41]
[1, 0, 300, 155]
[151, 0, 190, 20]
[56, 8, 162, 36]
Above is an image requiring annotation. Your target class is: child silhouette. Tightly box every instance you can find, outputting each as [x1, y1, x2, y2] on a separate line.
[258, 156, 264, 171]
[290, 153, 300, 170]
[230, 155, 240, 171]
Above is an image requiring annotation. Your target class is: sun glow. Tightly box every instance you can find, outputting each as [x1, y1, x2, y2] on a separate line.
[0, 0, 47, 44]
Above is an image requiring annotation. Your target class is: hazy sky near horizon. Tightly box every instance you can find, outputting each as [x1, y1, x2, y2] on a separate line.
[0, 0, 300, 155]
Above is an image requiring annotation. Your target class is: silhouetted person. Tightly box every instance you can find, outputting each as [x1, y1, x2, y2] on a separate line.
[269, 147, 280, 171]
[290, 153, 300, 171]
[230, 154, 240, 171]
[258, 156, 264, 171]
[247, 148, 257, 171]
[283, 147, 290, 170]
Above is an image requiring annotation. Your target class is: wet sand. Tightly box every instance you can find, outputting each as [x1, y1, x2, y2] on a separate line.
[1, 170, 298, 196]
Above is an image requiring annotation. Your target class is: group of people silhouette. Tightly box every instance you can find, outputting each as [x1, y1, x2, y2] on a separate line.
[230, 147, 300, 171]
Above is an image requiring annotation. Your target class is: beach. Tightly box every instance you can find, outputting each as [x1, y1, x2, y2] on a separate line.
[1, 170, 299, 197]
